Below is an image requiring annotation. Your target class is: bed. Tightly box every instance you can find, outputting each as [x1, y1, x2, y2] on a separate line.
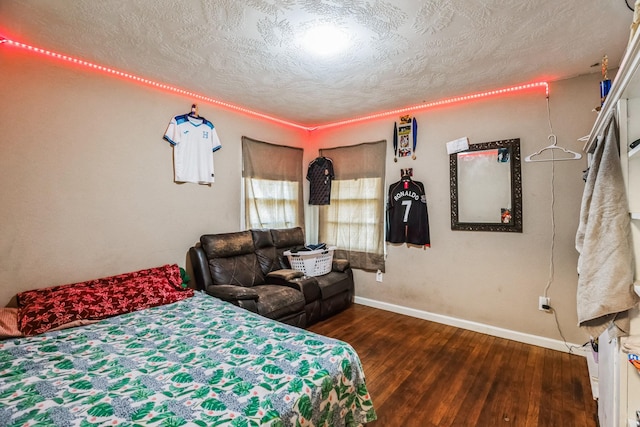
[0, 265, 376, 426]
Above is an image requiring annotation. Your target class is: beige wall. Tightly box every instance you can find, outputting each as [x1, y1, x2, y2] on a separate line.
[0, 48, 307, 306]
[1, 45, 601, 344]
[312, 74, 600, 345]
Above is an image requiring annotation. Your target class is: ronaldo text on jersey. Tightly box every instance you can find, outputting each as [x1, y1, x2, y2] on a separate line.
[386, 178, 431, 246]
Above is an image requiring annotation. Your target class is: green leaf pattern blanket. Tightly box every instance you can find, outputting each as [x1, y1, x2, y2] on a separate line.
[0, 291, 376, 426]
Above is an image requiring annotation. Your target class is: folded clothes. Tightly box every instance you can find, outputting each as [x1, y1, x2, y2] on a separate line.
[306, 243, 327, 251]
[289, 243, 327, 253]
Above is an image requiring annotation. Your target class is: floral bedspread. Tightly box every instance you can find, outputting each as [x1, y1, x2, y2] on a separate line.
[0, 291, 376, 426]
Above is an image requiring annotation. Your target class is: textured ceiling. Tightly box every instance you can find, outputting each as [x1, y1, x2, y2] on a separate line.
[0, 1, 634, 126]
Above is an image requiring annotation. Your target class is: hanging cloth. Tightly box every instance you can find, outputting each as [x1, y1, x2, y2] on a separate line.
[575, 117, 637, 338]
[163, 105, 222, 184]
[306, 156, 335, 205]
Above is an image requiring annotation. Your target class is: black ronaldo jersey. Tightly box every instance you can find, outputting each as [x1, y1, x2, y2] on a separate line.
[386, 178, 431, 246]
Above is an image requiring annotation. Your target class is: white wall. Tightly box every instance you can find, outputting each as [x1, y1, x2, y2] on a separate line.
[0, 44, 601, 345]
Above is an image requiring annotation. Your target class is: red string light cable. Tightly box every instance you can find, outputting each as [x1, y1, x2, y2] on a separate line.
[0, 36, 549, 131]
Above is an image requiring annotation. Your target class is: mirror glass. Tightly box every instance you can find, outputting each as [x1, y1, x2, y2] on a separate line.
[450, 138, 522, 232]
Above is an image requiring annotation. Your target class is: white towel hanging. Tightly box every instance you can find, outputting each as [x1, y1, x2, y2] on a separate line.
[525, 134, 583, 162]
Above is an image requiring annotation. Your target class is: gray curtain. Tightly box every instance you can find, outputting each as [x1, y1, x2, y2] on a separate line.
[319, 141, 387, 271]
[242, 136, 304, 229]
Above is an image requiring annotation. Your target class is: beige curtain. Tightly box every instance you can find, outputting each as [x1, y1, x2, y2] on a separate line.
[320, 141, 386, 271]
[242, 136, 304, 229]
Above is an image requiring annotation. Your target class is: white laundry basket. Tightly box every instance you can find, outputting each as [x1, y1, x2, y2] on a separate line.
[284, 246, 336, 277]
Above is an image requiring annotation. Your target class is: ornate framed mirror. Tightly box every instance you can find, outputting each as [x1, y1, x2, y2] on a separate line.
[449, 138, 522, 232]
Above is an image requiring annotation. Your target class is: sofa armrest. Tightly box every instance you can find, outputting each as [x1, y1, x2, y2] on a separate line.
[265, 269, 306, 290]
[332, 258, 351, 272]
[189, 245, 214, 291]
[265, 272, 321, 304]
[266, 269, 304, 282]
[205, 285, 259, 302]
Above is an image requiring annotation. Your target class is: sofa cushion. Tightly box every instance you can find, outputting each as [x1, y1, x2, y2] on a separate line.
[208, 254, 265, 288]
[271, 227, 305, 248]
[201, 231, 264, 287]
[271, 227, 305, 269]
[252, 285, 306, 319]
[201, 231, 255, 257]
[252, 229, 278, 274]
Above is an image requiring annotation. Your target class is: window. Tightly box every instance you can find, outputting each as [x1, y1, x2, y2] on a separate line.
[319, 141, 387, 271]
[242, 137, 303, 229]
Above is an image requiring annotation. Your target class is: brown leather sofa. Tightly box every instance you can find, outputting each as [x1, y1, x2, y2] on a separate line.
[189, 227, 354, 328]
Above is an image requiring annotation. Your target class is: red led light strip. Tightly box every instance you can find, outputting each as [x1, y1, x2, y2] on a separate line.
[1, 36, 549, 132]
[0, 37, 310, 130]
[313, 81, 550, 130]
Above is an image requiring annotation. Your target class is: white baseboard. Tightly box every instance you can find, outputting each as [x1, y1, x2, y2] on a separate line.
[354, 296, 588, 357]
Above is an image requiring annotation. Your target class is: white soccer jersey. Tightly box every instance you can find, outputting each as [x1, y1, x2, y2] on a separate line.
[163, 114, 222, 184]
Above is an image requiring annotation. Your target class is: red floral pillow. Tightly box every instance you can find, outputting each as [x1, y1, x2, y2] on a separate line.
[17, 264, 194, 336]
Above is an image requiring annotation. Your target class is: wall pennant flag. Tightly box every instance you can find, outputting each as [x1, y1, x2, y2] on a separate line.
[393, 122, 398, 162]
[412, 117, 418, 160]
[395, 115, 418, 160]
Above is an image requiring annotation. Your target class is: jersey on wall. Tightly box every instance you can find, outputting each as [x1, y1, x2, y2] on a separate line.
[307, 156, 335, 205]
[386, 178, 431, 246]
[163, 114, 222, 184]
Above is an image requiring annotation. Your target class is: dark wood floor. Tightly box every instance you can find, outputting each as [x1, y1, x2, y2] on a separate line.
[308, 303, 597, 427]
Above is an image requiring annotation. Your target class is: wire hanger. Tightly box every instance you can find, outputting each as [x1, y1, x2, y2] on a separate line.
[525, 95, 582, 162]
[525, 134, 583, 162]
[401, 168, 413, 180]
[188, 103, 199, 118]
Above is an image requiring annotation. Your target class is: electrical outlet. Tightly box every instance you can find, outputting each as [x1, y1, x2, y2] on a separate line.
[538, 296, 550, 311]
[376, 270, 383, 282]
